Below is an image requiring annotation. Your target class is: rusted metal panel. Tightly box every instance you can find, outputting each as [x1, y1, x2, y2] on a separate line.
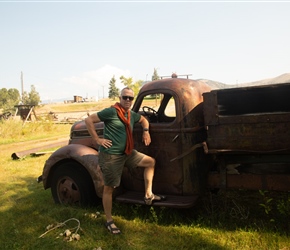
[208, 173, 290, 191]
[42, 144, 104, 197]
[135, 78, 211, 108]
[206, 120, 290, 152]
[132, 124, 185, 195]
[69, 120, 103, 149]
[203, 83, 290, 153]
[203, 91, 218, 125]
[204, 83, 290, 120]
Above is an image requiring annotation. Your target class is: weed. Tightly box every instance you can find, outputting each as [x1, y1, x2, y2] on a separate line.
[149, 206, 158, 224]
[259, 190, 273, 215]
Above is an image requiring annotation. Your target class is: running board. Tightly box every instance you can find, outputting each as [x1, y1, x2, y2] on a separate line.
[115, 191, 199, 208]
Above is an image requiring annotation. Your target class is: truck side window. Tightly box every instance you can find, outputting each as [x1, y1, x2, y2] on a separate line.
[140, 93, 176, 123]
[164, 96, 176, 118]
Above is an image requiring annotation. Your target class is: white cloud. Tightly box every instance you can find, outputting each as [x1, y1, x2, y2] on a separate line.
[62, 64, 131, 99]
[39, 65, 132, 102]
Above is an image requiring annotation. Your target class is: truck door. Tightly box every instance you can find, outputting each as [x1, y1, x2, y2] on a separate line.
[127, 91, 183, 195]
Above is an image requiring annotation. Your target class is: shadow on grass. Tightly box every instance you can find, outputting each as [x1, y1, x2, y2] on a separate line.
[0, 175, 289, 250]
[112, 189, 290, 233]
[0, 176, 226, 250]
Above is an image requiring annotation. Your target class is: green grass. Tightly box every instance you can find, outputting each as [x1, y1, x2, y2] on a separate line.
[0, 119, 71, 144]
[0, 119, 290, 249]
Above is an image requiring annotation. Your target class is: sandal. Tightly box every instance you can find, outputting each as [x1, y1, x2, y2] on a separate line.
[144, 194, 166, 205]
[105, 220, 121, 235]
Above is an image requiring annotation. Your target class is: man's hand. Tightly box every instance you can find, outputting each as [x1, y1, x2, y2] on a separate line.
[142, 131, 151, 146]
[97, 138, 112, 148]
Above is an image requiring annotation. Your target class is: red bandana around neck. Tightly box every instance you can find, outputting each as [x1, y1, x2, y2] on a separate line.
[112, 102, 134, 155]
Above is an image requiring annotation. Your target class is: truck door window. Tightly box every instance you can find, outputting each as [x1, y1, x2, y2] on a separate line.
[140, 93, 176, 123]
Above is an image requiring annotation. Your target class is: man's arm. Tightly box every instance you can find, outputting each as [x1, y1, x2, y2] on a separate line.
[85, 114, 112, 148]
[138, 115, 151, 146]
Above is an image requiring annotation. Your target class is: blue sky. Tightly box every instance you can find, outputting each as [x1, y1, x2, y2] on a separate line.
[0, 1, 290, 101]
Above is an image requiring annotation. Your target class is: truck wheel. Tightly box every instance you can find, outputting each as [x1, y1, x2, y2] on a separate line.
[51, 161, 98, 206]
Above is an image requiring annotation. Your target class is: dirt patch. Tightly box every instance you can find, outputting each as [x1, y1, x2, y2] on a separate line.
[48, 111, 93, 123]
[11, 137, 69, 160]
[7, 136, 69, 160]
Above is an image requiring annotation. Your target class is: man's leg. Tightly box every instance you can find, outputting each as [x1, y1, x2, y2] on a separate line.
[137, 155, 155, 198]
[103, 185, 120, 234]
[103, 185, 114, 222]
[137, 154, 166, 204]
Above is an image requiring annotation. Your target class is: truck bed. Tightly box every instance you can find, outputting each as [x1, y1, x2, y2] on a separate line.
[203, 83, 290, 154]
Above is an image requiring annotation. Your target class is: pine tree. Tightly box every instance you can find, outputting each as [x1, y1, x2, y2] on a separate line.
[108, 76, 120, 100]
[152, 68, 160, 81]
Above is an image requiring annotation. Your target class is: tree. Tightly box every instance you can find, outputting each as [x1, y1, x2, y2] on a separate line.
[132, 80, 143, 96]
[108, 76, 120, 100]
[8, 88, 20, 102]
[152, 68, 160, 81]
[119, 75, 143, 96]
[22, 85, 41, 106]
[0, 88, 8, 107]
[0, 88, 20, 112]
[120, 75, 134, 89]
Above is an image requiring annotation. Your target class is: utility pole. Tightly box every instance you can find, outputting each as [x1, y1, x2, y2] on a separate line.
[21, 71, 24, 103]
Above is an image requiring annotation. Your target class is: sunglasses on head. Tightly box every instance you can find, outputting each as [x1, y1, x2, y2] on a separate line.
[122, 96, 134, 101]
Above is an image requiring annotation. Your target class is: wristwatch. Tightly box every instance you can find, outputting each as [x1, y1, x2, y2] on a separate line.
[143, 128, 149, 132]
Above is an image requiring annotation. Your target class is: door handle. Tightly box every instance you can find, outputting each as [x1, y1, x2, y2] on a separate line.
[172, 134, 179, 142]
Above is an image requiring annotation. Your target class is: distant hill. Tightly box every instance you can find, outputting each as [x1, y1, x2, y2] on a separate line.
[197, 73, 290, 90]
[238, 73, 290, 87]
[196, 79, 228, 89]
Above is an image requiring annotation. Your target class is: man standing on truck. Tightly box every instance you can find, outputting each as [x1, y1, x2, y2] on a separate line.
[85, 87, 165, 235]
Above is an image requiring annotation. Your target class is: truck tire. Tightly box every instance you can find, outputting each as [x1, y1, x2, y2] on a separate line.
[51, 161, 99, 206]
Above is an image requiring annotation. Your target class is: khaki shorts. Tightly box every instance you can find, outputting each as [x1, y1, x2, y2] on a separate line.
[99, 149, 145, 187]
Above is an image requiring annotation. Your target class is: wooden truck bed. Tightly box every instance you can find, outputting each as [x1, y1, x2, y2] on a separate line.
[203, 83, 290, 154]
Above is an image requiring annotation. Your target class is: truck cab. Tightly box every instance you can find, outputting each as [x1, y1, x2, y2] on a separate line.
[40, 77, 212, 208]
[116, 78, 212, 207]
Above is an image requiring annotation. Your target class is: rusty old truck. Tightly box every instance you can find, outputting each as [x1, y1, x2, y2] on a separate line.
[38, 77, 290, 208]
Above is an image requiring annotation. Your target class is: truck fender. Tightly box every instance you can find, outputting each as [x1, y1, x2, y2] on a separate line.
[42, 144, 104, 198]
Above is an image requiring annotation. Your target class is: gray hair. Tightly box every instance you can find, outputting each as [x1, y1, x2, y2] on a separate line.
[120, 87, 134, 96]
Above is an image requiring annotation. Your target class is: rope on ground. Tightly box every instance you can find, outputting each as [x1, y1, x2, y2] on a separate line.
[39, 218, 81, 241]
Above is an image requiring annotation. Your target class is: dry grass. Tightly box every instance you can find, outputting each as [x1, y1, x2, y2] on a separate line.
[36, 98, 116, 114]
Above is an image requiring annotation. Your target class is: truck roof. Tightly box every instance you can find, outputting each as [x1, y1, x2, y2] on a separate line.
[137, 77, 212, 112]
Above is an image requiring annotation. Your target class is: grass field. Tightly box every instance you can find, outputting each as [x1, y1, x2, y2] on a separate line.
[36, 99, 116, 114]
[0, 102, 290, 250]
